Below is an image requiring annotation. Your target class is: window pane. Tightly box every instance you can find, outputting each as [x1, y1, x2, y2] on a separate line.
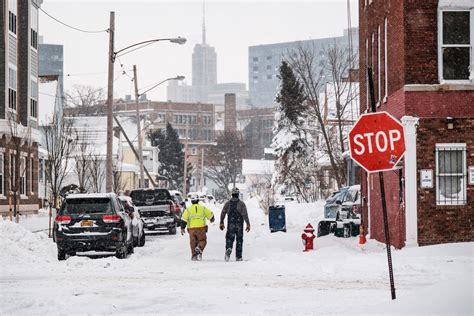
[442, 47, 470, 80]
[439, 176, 462, 198]
[443, 11, 470, 45]
[438, 150, 463, 173]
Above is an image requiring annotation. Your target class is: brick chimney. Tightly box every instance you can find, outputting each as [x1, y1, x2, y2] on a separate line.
[224, 93, 237, 131]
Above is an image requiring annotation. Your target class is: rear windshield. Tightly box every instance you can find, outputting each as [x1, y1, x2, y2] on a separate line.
[130, 189, 171, 205]
[62, 198, 113, 214]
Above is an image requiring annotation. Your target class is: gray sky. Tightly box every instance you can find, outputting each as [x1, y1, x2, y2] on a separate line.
[40, 0, 358, 101]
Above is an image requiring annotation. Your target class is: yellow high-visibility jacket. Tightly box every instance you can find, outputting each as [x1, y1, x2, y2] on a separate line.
[181, 204, 214, 229]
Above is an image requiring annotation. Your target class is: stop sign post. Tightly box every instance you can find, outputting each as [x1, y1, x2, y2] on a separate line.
[350, 68, 404, 301]
[349, 111, 406, 173]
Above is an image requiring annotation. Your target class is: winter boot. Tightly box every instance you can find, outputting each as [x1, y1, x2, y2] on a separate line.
[225, 248, 232, 262]
[195, 247, 202, 261]
[236, 257, 243, 262]
[191, 255, 197, 261]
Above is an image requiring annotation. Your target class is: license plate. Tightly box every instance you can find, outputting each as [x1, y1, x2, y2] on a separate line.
[81, 220, 93, 227]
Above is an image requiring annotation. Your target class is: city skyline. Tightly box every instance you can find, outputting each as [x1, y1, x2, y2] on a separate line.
[39, 0, 359, 101]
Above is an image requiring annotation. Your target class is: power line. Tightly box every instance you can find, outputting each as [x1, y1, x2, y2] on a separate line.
[39, 7, 108, 34]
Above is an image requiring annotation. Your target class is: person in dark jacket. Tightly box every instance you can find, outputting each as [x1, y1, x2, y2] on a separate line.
[219, 188, 250, 261]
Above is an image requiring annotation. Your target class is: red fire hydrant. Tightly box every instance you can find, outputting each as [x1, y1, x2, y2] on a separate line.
[301, 223, 316, 252]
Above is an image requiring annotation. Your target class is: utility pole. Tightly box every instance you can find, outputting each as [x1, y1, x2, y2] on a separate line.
[133, 65, 145, 188]
[182, 123, 189, 196]
[200, 146, 204, 191]
[105, 11, 115, 192]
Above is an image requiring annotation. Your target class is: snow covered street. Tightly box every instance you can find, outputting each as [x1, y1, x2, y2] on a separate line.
[1, 200, 472, 315]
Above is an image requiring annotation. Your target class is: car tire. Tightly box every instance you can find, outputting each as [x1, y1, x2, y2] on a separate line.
[115, 243, 127, 259]
[138, 232, 146, 247]
[133, 236, 139, 247]
[127, 242, 134, 255]
[58, 248, 66, 261]
[169, 226, 177, 235]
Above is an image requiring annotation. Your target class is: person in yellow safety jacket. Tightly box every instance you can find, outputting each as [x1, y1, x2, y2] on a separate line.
[180, 193, 215, 261]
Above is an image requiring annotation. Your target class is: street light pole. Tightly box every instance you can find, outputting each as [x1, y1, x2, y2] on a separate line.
[105, 33, 186, 193]
[133, 65, 145, 188]
[105, 11, 115, 192]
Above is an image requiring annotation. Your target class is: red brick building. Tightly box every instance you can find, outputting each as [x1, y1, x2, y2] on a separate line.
[359, 0, 473, 248]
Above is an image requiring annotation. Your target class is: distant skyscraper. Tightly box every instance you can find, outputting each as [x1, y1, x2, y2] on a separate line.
[248, 28, 359, 107]
[191, 2, 217, 102]
[167, 1, 248, 107]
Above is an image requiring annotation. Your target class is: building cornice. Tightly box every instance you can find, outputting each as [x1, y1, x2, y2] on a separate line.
[404, 84, 474, 92]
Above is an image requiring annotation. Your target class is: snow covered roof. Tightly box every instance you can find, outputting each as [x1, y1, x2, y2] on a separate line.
[242, 159, 275, 175]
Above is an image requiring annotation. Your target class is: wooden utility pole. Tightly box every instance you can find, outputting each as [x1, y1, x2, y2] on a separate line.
[200, 146, 204, 191]
[133, 65, 145, 188]
[105, 11, 115, 192]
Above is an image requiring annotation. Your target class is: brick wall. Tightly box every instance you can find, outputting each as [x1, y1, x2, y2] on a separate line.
[359, 0, 405, 113]
[416, 117, 474, 246]
[406, 90, 474, 118]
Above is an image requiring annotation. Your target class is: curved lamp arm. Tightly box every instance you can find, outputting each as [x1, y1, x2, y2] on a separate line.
[113, 37, 186, 61]
[139, 75, 185, 97]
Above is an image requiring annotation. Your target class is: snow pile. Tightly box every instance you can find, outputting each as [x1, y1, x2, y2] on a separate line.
[0, 217, 56, 267]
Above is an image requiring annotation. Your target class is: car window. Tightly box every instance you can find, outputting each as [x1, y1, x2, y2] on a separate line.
[131, 189, 171, 201]
[346, 189, 359, 203]
[62, 198, 112, 214]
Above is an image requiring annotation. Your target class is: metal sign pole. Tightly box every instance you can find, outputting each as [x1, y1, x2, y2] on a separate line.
[367, 67, 396, 300]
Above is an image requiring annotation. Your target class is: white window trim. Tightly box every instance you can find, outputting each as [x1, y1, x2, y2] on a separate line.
[435, 143, 467, 206]
[384, 17, 388, 101]
[437, 7, 474, 83]
[377, 25, 382, 103]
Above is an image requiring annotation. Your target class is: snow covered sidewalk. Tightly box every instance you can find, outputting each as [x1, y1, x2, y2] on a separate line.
[0, 199, 472, 315]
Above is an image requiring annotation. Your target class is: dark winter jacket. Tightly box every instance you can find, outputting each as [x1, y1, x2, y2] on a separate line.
[220, 198, 250, 226]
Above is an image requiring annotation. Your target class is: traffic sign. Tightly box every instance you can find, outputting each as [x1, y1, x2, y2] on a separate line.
[349, 111, 406, 173]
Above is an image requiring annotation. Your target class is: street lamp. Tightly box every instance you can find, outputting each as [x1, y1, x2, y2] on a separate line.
[105, 11, 186, 192]
[134, 73, 185, 188]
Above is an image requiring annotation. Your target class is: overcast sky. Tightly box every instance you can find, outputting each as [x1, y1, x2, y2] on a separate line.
[40, 0, 358, 101]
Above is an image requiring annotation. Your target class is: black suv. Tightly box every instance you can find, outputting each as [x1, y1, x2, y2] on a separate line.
[53, 193, 134, 260]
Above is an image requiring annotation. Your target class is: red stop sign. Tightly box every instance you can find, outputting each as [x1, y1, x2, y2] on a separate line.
[349, 112, 406, 173]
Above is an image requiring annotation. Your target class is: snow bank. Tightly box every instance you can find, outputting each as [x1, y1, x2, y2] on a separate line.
[0, 217, 57, 267]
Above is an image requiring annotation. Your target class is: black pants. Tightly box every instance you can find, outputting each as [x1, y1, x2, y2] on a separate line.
[226, 224, 243, 259]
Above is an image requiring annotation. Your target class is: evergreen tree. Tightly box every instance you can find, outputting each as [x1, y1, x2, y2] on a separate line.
[275, 60, 306, 131]
[272, 60, 315, 201]
[149, 122, 190, 190]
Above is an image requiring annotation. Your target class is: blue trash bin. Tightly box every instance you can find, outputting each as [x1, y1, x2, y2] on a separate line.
[269, 205, 286, 233]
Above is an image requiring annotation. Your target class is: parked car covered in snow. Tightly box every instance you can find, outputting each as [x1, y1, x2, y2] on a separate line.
[130, 188, 177, 234]
[118, 195, 146, 247]
[53, 193, 134, 260]
[324, 185, 361, 220]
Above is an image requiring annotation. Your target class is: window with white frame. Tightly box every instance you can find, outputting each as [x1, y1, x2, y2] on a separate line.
[436, 144, 467, 205]
[10, 153, 15, 191]
[8, 68, 17, 110]
[0, 154, 4, 196]
[8, 0, 17, 35]
[29, 157, 33, 194]
[384, 17, 388, 98]
[20, 157, 26, 196]
[439, 9, 473, 81]
[30, 80, 38, 118]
